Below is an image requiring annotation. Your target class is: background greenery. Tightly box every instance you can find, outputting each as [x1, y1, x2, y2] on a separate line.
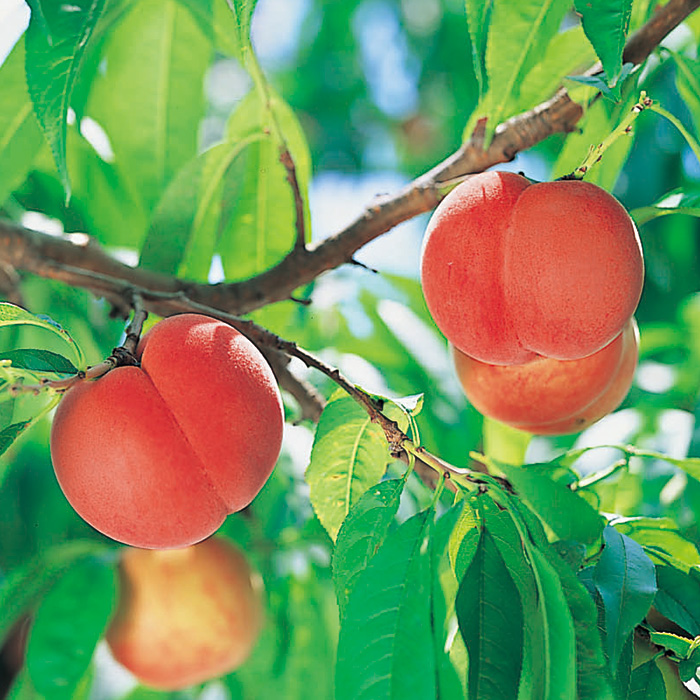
[0, 0, 699, 698]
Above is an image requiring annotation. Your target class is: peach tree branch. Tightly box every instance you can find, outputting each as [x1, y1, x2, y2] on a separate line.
[0, 0, 696, 316]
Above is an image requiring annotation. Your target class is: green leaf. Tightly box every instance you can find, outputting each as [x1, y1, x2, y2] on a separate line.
[472, 504, 537, 700]
[456, 499, 524, 699]
[332, 478, 405, 617]
[631, 188, 700, 226]
[574, 0, 633, 87]
[653, 565, 700, 636]
[613, 631, 634, 700]
[25, 0, 108, 195]
[138, 132, 265, 277]
[175, 0, 242, 57]
[529, 549, 578, 698]
[26, 555, 117, 700]
[0, 38, 44, 207]
[679, 646, 700, 683]
[119, 687, 164, 700]
[464, 0, 493, 96]
[88, 0, 212, 217]
[220, 0, 258, 62]
[217, 87, 312, 282]
[649, 631, 693, 659]
[594, 526, 657, 670]
[516, 25, 597, 110]
[497, 461, 604, 544]
[448, 500, 481, 580]
[557, 558, 615, 699]
[505, 495, 614, 699]
[306, 391, 394, 541]
[566, 61, 636, 101]
[6, 669, 41, 700]
[335, 509, 436, 700]
[0, 541, 111, 647]
[432, 506, 469, 699]
[670, 51, 700, 138]
[650, 103, 700, 166]
[479, 0, 571, 133]
[0, 349, 78, 375]
[613, 516, 700, 568]
[489, 501, 577, 699]
[0, 421, 31, 458]
[629, 658, 666, 699]
[628, 447, 700, 484]
[0, 303, 83, 367]
[67, 128, 148, 248]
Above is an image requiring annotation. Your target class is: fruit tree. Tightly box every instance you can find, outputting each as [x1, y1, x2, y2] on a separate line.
[1, 1, 700, 699]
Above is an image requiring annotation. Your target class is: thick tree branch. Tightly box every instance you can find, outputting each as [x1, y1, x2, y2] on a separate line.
[623, 0, 700, 65]
[0, 92, 583, 314]
[0, 0, 695, 319]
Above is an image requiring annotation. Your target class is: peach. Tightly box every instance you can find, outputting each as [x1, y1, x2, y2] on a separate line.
[420, 171, 644, 365]
[106, 537, 264, 690]
[453, 319, 639, 435]
[50, 314, 284, 549]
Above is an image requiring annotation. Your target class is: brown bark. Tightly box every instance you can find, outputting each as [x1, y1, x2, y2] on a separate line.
[1, 0, 696, 320]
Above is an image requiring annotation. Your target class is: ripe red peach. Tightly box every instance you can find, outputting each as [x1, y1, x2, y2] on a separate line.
[453, 319, 639, 435]
[50, 313, 284, 549]
[420, 171, 644, 365]
[106, 537, 264, 690]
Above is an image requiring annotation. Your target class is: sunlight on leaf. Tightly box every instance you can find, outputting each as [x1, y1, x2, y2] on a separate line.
[25, 0, 108, 195]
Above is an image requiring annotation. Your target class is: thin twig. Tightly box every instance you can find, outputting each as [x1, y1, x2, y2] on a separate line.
[280, 148, 307, 250]
[122, 292, 148, 355]
[567, 92, 654, 179]
[10, 295, 147, 395]
[10, 361, 104, 395]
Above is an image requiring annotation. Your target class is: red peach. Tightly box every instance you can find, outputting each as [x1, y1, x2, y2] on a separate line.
[106, 537, 264, 690]
[453, 319, 639, 435]
[50, 314, 284, 549]
[420, 171, 643, 365]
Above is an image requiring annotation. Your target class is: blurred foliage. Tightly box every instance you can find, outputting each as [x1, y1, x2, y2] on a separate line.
[0, 0, 698, 697]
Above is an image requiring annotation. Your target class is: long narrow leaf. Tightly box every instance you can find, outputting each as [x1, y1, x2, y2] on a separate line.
[217, 87, 311, 281]
[432, 506, 469, 699]
[25, 0, 108, 194]
[456, 499, 524, 699]
[26, 556, 117, 700]
[574, 0, 633, 86]
[0, 304, 83, 367]
[507, 497, 615, 700]
[88, 0, 212, 216]
[0, 421, 31, 458]
[306, 391, 395, 541]
[0, 349, 78, 375]
[481, 0, 570, 132]
[594, 526, 657, 670]
[139, 133, 265, 277]
[332, 478, 405, 617]
[0, 38, 44, 206]
[335, 509, 436, 700]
